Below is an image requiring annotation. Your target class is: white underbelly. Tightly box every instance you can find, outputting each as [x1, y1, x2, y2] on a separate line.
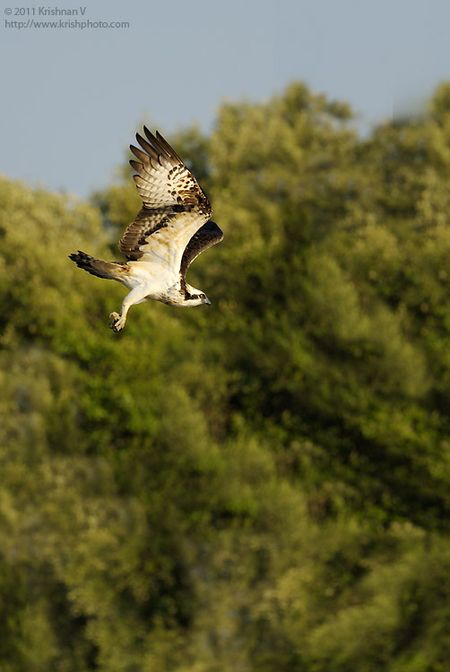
[123, 260, 179, 295]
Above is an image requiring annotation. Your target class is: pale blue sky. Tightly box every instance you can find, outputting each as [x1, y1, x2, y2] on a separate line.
[1, 0, 449, 197]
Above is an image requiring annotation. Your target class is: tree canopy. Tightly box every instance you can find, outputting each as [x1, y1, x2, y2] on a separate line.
[0, 82, 449, 671]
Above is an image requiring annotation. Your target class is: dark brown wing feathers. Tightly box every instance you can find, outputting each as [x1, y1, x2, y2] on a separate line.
[129, 144, 150, 164]
[180, 222, 223, 280]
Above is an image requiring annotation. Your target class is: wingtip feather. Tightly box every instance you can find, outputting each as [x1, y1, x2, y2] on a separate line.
[143, 125, 157, 144]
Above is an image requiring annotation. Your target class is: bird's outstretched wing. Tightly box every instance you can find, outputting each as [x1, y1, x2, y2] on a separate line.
[119, 128, 211, 267]
[180, 221, 223, 288]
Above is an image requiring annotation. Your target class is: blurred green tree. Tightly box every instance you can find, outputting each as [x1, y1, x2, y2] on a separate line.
[0, 83, 449, 671]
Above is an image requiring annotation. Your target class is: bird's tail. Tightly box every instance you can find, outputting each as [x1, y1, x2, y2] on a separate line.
[69, 250, 128, 282]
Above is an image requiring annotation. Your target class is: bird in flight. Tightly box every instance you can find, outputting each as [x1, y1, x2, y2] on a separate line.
[69, 127, 223, 332]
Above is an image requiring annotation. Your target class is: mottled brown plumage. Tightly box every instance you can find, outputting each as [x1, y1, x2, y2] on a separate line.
[119, 128, 212, 262]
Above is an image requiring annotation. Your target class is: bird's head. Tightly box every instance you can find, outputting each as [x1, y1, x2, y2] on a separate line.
[191, 292, 211, 306]
[201, 293, 212, 306]
[185, 286, 211, 307]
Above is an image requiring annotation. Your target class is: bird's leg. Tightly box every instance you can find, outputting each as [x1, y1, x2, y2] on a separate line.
[109, 286, 148, 332]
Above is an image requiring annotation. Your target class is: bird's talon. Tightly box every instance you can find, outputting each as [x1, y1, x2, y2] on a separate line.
[109, 312, 125, 332]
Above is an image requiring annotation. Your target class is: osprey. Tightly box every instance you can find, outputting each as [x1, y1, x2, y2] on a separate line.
[69, 127, 223, 332]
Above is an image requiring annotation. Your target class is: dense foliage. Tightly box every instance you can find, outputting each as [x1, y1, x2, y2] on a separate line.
[1, 83, 449, 671]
